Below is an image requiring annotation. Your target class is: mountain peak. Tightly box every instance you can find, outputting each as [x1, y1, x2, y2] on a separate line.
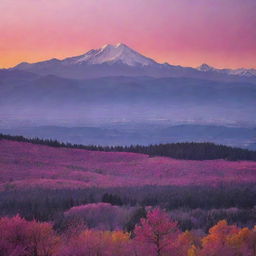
[102, 43, 128, 49]
[65, 43, 157, 66]
[198, 63, 216, 72]
[101, 44, 112, 49]
[115, 42, 128, 48]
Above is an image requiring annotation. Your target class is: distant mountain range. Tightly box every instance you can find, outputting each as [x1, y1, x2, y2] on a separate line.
[197, 63, 256, 77]
[1, 43, 256, 148]
[1, 72, 256, 125]
[12, 43, 256, 82]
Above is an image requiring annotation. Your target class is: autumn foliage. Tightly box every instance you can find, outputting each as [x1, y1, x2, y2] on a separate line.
[0, 208, 255, 256]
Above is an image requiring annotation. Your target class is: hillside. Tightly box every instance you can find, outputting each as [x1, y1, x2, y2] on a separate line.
[1, 72, 256, 129]
[1, 139, 256, 190]
[1, 133, 256, 160]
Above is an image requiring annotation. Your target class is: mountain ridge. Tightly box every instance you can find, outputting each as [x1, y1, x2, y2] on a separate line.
[1, 73, 256, 128]
[12, 43, 256, 82]
[198, 63, 256, 77]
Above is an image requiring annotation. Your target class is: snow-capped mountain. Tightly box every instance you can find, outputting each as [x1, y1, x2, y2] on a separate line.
[14, 43, 169, 79]
[13, 43, 256, 82]
[198, 64, 256, 78]
[63, 43, 157, 66]
[228, 68, 256, 77]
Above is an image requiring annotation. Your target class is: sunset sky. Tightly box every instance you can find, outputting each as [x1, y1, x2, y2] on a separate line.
[1, 0, 256, 69]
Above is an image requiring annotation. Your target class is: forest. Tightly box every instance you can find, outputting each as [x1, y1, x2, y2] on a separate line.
[1, 135, 256, 255]
[1, 208, 256, 256]
[1, 133, 256, 161]
[1, 185, 256, 232]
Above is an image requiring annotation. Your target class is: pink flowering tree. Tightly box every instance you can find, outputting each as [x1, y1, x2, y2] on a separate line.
[0, 215, 59, 256]
[134, 208, 180, 256]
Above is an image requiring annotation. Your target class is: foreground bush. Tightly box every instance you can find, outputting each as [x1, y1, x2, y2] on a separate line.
[0, 208, 255, 256]
[0, 215, 59, 256]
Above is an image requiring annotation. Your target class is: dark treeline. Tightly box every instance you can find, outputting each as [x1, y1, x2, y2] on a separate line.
[1, 184, 256, 231]
[1, 133, 256, 161]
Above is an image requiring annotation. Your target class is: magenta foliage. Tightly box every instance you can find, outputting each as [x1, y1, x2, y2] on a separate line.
[0, 215, 58, 256]
[134, 208, 180, 256]
[1, 140, 256, 190]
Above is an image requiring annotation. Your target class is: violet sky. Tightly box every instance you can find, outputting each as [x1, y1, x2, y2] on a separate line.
[1, 0, 255, 68]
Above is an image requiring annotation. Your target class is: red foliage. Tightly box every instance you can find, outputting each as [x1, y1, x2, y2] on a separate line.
[134, 208, 180, 256]
[0, 211, 255, 256]
[0, 215, 58, 256]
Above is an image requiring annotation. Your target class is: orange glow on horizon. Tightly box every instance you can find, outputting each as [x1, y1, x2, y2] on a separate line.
[0, 0, 255, 69]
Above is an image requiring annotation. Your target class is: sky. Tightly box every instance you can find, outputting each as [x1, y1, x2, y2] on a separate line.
[0, 0, 256, 69]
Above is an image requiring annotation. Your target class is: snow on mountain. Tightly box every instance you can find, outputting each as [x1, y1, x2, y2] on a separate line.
[12, 43, 256, 81]
[228, 68, 256, 77]
[198, 64, 256, 77]
[63, 43, 157, 66]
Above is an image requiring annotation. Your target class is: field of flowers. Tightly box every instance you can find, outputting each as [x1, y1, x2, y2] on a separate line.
[1, 139, 256, 190]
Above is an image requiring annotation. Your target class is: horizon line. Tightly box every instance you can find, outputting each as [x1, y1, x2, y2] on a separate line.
[2, 43, 256, 70]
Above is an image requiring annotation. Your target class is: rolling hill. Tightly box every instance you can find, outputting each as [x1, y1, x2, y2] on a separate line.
[1, 138, 256, 191]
